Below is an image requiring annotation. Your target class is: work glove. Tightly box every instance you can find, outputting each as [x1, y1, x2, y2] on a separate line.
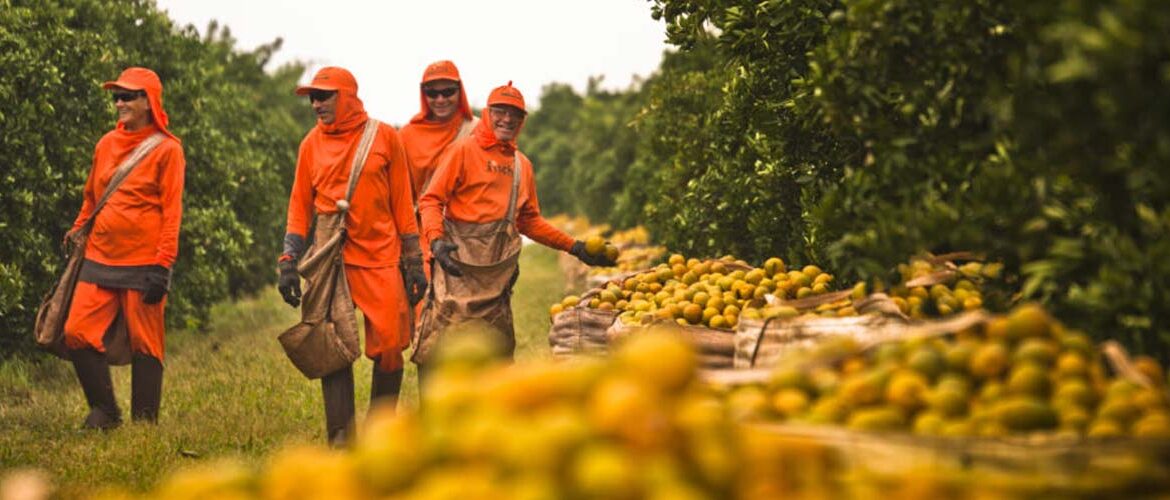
[569, 240, 618, 267]
[430, 239, 463, 277]
[142, 265, 170, 305]
[400, 234, 428, 306]
[278, 259, 301, 307]
[61, 229, 81, 253]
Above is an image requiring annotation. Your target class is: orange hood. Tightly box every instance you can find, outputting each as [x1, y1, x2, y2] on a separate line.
[408, 60, 472, 125]
[102, 67, 177, 141]
[296, 66, 369, 135]
[474, 81, 527, 153]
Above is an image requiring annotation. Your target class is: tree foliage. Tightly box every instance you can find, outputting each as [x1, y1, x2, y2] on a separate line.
[0, 0, 312, 357]
[524, 0, 1170, 355]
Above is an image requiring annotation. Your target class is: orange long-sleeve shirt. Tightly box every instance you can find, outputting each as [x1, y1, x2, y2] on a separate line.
[71, 126, 185, 268]
[285, 121, 418, 267]
[418, 136, 574, 252]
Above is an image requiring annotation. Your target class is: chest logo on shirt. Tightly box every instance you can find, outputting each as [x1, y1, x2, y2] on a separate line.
[486, 160, 514, 176]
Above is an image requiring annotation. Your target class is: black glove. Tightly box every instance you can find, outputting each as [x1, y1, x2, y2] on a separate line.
[430, 239, 463, 277]
[401, 257, 427, 306]
[400, 234, 427, 306]
[142, 265, 170, 305]
[570, 240, 617, 267]
[278, 260, 301, 307]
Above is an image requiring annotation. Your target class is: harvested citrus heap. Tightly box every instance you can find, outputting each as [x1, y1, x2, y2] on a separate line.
[883, 257, 1004, 319]
[719, 304, 1170, 438]
[109, 332, 850, 499]
[552, 255, 839, 330]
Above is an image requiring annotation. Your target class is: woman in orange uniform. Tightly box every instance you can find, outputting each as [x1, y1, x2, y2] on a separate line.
[64, 67, 185, 429]
[278, 67, 426, 445]
[415, 82, 614, 377]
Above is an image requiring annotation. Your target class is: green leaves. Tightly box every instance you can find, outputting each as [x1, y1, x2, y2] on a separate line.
[0, 0, 311, 358]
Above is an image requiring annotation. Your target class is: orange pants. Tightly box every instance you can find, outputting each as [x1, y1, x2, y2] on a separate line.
[347, 265, 411, 371]
[64, 281, 166, 360]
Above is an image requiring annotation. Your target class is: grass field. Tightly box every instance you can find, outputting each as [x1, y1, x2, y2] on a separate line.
[0, 245, 564, 497]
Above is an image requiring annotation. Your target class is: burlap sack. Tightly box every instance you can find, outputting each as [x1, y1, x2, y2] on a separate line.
[278, 215, 361, 379]
[734, 309, 988, 369]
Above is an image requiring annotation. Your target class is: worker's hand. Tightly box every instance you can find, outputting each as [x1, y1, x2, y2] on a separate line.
[142, 265, 170, 305]
[400, 256, 428, 306]
[61, 229, 80, 253]
[430, 239, 463, 277]
[278, 260, 301, 307]
[569, 240, 617, 267]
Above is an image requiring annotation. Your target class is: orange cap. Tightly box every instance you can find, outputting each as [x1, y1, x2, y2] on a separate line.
[486, 81, 526, 113]
[295, 66, 358, 95]
[421, 60, 461, 84]
[101, 67, 175, 140]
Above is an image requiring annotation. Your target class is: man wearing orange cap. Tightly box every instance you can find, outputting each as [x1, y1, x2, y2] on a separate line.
[63, 67, 185, 429]
[415, 82, 615, 375]
[279, 66, 425, 446]
[400, 60, 478, 206]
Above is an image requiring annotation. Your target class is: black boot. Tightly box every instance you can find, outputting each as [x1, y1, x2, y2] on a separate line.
[321, 365, 355, 448]
[131, 353, 163, 422]
[69, 348, 122, 430]
[370, 365, 403, 413]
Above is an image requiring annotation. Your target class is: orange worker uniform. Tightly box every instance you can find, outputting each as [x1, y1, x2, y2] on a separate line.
[283, 68, 419, 372]
[63, 67, 184, 428]
[64, 68, 184, 363]
[414, 82, 575, 366]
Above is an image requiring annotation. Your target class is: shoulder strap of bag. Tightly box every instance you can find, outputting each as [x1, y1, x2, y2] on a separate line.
[82, 132, 167, 233]
[343, 119, 381, 204]
[455, 116, 477, 141]
[504, 151, 521, 224]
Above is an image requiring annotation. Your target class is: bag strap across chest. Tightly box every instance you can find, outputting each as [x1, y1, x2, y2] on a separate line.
[342, 119, 381, 207]
[504, 151, 521, 224]
[82, 132, 166, 232]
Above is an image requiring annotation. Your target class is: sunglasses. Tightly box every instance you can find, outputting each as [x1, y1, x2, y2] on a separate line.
[111, 90, 146, 103]
[423, 86, 459, 99]
[308, 89, 337, 103]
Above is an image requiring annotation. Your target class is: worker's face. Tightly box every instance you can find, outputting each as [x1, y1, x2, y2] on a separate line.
[309, 90, 339, 124]
[423, 80, 461, 122]
[112, 87, 151, 131]
[489, 105, 525, 142]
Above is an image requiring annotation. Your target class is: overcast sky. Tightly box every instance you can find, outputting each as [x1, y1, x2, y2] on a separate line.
[155, 0, 672, 126]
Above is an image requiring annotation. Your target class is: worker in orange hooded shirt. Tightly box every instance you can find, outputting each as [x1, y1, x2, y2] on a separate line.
[399, 61, 477, 316]
[414, 82, 615, 380]
[278, 67, 426, 446]
[63, 67, 185, 429]
[400, 60, 478, 208]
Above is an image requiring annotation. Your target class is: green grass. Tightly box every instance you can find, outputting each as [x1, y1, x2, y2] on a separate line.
[0, 244, 563, 497]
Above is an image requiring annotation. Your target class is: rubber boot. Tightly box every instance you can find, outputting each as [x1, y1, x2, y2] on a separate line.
[370, 366, 403, 413]
[69, 348, 122, 430]
[131, 353, 163, 422]
[321, 365, 355, 448]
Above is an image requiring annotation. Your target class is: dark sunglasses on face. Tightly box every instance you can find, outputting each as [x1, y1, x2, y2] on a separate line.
[111, 90, 146, 103]
[308, 89, 337, 103]
[423, 86, 459, 99]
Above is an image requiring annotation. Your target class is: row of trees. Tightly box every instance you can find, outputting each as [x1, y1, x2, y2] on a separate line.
[524, 0, 1169, 355]
[0, 0, 314, 357]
